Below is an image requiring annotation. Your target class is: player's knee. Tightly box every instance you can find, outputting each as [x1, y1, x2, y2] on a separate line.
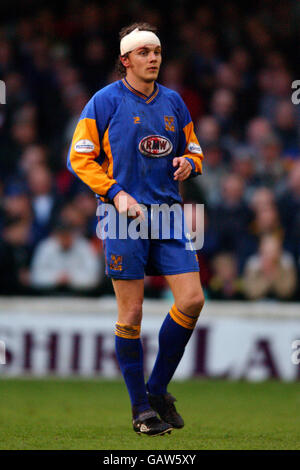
[193, 293, 205, 315]
[119, 302, 143, 325]
[182, 292, 205, 316]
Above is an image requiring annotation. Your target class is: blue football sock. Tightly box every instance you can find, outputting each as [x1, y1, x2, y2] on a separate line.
[115, 323, 150, 418]
[147, 310, 195, 396]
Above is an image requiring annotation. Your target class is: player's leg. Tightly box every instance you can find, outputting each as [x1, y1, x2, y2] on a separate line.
[146, 271, 204, 427]
[165, 271, 205, 317]
[102, 206, 172, 435]
[113, 278, 148, 415]
[113, 278, 172, 436]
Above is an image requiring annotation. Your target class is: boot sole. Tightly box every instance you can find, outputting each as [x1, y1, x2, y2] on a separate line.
[135, 426, 173, 437]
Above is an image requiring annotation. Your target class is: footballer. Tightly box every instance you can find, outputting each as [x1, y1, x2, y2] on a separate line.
[68, 22, 205, 436]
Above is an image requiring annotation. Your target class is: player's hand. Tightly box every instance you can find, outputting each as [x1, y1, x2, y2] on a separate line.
[113, 190, 145, 220]
[173, 157, 192, 181]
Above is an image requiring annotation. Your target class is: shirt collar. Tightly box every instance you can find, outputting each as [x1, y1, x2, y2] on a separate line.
[122, 78, 159, 104]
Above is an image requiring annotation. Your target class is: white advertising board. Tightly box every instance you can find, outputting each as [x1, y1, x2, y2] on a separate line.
[0, 298, 299, 381]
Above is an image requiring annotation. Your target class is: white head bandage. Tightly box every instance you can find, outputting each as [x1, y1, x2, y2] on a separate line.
[120, 28, 161, 56]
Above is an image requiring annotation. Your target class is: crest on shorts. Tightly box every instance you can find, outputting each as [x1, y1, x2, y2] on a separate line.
[109, 254, 123, 271]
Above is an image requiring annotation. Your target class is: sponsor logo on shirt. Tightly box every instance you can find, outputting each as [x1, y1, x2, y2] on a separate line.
[74, 139, 95, 153]
[188, 142, 202, 154]
[139, 135, 173, 157]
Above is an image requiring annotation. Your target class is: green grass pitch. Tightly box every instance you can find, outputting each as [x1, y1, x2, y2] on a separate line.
[0, 378, 299, 450]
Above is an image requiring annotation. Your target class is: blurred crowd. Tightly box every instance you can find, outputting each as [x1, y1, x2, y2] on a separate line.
[0, 1, 300, 300]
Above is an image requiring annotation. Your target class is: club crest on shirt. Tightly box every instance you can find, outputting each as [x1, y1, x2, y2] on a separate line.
[139, 135, 173, 157]
[164, 116, 175, 132]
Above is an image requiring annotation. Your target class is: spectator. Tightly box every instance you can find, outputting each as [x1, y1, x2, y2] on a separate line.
[245, 117, 273, 151]
[210, 88, 237, 137]
[250, 187, 276, 213]
[18, 144, 48, 176]
[71, 190, 97, 237]
[238, 196, 286, 271]
[196, 116, 220, 147]
[193, 141, 228, 206]
[274, 100, 300, 157]
[231, 146, 260, 202]
[254, 133, 286, 192]
[26, 165, 61, 243]
[1, 117, 38, 178]
[59, 202, 89, 236]
[250, 204, 284, 241]
[30, 220, 102, 293]
[242, 235, 297, 300]
[0, 219, 33, 294]
[208, 253, 244, 300]
[278, 162, 300, 245]
[259, 68, 293, 121]
[209, 173, 252, 253]
[2, 184, 32, 225]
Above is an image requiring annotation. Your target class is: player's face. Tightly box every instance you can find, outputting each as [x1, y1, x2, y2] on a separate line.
[127, 45, 162, 83]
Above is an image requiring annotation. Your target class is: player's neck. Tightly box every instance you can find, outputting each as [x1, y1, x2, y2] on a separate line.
[125, 74, 155, 97]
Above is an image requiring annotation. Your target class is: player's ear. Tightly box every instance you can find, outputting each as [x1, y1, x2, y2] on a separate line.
[120, 54, 130, 68]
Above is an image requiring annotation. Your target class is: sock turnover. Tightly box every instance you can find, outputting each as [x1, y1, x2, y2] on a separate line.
[115, 322, 150, 418]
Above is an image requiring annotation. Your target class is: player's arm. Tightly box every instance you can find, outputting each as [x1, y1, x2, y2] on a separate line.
[173, 95, 204, 181]
[181, 120, 203, 175]
[68, 94, 144, 219]
[67, 94, 123, 201]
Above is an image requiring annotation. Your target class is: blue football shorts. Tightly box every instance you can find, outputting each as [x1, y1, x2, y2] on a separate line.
[98, 203, 200, 280]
